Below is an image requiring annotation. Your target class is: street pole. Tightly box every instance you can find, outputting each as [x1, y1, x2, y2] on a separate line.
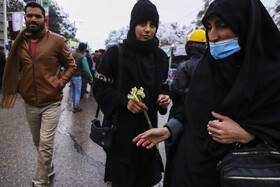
[0, 0, 8, 55]
[41, 0, 49, 28]
[36, 0, 49, 28]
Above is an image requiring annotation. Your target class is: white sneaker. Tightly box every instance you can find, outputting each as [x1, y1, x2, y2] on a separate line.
[32, 165, 55, 184]
[48, 164, 55, 178]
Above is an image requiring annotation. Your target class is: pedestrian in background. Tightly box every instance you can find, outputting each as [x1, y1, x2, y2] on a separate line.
[133, 0, 280, 186]
[0, 46, 6, 92]
[85, 49, 94, 79]
[169, 29, 206, 105]
[92, 0, 170, 186]
[81, 48, 93, 98]
[92, 50, 99, 63]
[91, 50, 98, 74]
[71, 43, 93, 112]
[95, 48, 105, 70]
[0, 2, 76, 186]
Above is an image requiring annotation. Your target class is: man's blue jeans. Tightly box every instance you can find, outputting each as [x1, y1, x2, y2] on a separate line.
[70, 76, 82, 107]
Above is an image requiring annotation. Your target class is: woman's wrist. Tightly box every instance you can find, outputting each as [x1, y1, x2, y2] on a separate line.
[163, 127, 171, 139]
[238, 130, 255, 144]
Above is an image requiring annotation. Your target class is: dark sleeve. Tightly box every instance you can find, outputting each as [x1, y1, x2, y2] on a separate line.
[158, 49, 170, 96]
[157, 50, 170, 115]
[164, 118, 184, 145]
[169, 93, 186, 119]
[170, 62, 189, 100]
[168, 60, 196, 119]
[92, 45, 129, 117]
[164, 93, 187, 144]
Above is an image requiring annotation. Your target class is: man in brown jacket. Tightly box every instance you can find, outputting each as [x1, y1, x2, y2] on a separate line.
[0, 2, 76, 186]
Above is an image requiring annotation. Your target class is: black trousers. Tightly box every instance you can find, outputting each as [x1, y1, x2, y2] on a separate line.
[81, 73, 88, 97]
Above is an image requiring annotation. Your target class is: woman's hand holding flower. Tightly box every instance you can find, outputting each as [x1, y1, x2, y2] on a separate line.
[127, 99, 148, 114]
[128, 86, 159, 149]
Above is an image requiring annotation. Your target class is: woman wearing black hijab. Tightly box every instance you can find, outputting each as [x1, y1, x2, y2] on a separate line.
[133, 0, 280, 186]
[92, 0, 170, 186]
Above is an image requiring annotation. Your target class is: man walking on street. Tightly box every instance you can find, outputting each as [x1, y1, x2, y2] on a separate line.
[81, 49, 93, 98]
[95, 48, 105, 70]
[0, 2, 76, 186]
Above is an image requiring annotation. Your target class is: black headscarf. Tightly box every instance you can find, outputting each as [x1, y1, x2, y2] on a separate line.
[122, 0, 166, 120]
[124, 30, 159, 53]
[124, 0, 160, 52]
[129, 0, 159, 31]
[186, 0, 280, 156]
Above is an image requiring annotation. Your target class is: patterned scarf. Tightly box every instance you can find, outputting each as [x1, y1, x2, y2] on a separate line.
[0, 27, 47, 109]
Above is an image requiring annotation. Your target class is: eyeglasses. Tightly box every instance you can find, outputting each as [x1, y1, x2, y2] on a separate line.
[25, 14, 43, 19]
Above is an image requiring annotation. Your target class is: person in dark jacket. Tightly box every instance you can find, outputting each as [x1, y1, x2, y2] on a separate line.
[169, 29, 206, 103]
[81, 49, 93, 98]
[92, 0, 170, 186]
[165, 29, 207, 155]
[95, 48, 105, 70]
[133, 0, 280, 186]
[85, 49, 94, 77]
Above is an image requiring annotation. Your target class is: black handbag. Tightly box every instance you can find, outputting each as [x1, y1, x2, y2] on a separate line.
[90, 116, 116, 151]
[89, 45, 123, 150]
[218, 141, 280, 187]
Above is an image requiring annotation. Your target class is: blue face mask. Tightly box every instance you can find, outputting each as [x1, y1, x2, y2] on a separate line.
[209, 37, 241, 60]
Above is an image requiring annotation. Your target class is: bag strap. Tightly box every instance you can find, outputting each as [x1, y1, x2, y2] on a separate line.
[95, 105, 100, 118]
[116, 44, 123, 90]
[111, 44, 123, 127]
[95, 44, 123, 120]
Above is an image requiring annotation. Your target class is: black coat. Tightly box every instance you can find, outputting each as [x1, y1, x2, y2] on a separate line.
[92, 41, 169, 185]
[164, 0, 280, 186]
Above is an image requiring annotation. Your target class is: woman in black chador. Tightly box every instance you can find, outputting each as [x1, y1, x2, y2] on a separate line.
[133, 0, 280, 186]
[92, 0, 170, 186]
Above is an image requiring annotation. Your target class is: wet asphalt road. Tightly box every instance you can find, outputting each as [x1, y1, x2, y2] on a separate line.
[0, 84, 168, 187]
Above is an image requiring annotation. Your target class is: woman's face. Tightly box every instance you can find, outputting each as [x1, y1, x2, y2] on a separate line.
[205, 15, 237, 42]
[135, 20, 156, 41]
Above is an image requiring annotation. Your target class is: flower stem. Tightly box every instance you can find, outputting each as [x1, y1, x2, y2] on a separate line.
[143, 110, 159, 150]
[143, 111, 153, 129]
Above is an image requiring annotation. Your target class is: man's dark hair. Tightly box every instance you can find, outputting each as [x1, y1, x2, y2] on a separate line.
[25, 2, 45, 18]
[99, 49, 105, 54]
[78, 43, 87, 51]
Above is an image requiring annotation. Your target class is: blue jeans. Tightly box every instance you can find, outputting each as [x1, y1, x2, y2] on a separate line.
[70, 76, 82, 107]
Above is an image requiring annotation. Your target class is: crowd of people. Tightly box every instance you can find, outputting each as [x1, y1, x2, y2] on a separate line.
[1, 0, 280, 186]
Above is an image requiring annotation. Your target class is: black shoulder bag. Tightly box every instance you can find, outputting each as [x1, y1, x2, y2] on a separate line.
[89, 45, 123, 151]
[218, 140, 280, 187]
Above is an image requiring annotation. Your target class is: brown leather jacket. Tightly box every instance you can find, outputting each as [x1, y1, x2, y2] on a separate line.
[18, 30, 76, 106]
